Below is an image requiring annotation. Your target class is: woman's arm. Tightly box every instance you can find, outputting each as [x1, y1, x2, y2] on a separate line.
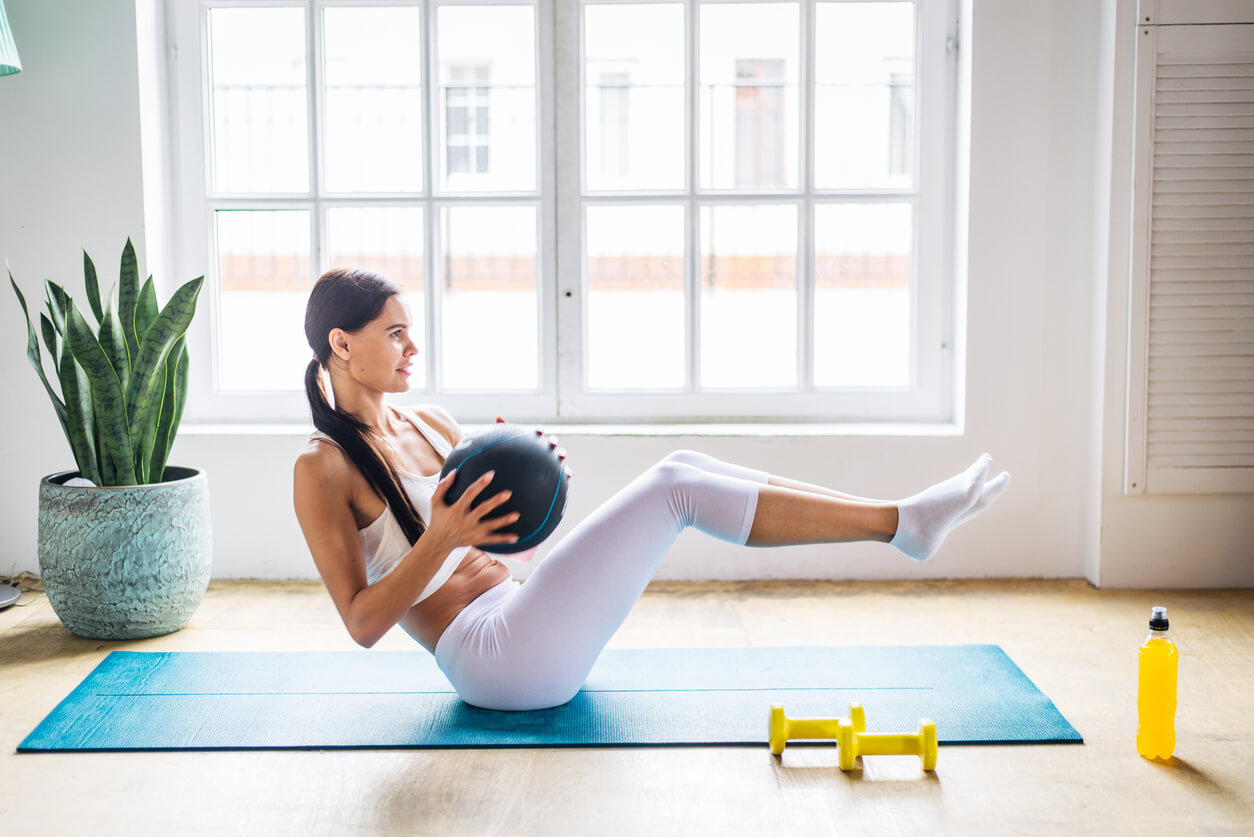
[293, 446, 440, 647]
[293, 441, 518, 648]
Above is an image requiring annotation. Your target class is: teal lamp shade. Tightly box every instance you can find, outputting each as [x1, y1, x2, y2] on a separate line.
[0, 0, 21, 76]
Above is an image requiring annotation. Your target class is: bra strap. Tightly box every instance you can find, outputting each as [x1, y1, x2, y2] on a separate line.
[392, 406, 453, 458]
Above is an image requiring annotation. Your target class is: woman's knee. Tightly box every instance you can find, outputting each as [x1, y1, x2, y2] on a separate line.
[659, 449, 710, 470]
[646, 458, 701, 490]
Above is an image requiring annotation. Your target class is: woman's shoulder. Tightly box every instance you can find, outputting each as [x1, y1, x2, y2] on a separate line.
[396, 403, 463, 448]
[294, 434, 356, 486]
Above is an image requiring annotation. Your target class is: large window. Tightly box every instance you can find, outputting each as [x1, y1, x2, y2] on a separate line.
[172, 0, 959, 423]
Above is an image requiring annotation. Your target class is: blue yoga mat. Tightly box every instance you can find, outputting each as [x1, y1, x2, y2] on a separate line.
[18, 645, 1081, 752]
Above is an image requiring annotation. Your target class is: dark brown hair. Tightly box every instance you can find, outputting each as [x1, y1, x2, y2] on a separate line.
[304, 268, 426, 545]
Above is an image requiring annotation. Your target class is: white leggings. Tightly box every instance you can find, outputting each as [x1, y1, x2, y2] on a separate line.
[432, 450, 768, 711]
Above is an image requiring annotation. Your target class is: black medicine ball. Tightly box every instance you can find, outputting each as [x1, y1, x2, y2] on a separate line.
[439, 424, 569, 553]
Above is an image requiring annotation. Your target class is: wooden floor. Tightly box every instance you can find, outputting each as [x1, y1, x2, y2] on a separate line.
[2, 578, 1252, 836]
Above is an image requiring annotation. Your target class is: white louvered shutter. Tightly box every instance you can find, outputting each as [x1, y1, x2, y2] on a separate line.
[1127, 14, 1254, 494]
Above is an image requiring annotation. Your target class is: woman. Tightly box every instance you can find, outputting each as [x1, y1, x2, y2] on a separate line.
[293, 269, 1010, 711]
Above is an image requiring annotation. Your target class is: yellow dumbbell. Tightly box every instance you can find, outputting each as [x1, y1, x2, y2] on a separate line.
[767, 702, 939, 771]
[837, 703, 938, 771]
[768, 703, 843, 755]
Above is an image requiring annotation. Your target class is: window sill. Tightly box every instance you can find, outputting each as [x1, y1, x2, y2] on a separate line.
[179, 421, 964, 438]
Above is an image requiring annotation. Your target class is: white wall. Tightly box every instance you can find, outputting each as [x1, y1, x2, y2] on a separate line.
[0, 0, 149, 578]
[1, 0, 1249, 588]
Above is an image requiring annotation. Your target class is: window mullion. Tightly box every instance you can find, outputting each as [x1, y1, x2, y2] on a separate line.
[538, 0, 559, 412]
[799, 0, 815, 394]
[685, 0, 699, 395]
[425, 0, 441, 392]
[555, 0, 582, 415]
[307, 1, 323, 279]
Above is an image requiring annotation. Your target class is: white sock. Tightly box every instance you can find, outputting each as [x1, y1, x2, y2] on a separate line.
[890, 454, 991, 562]
[955, 471, 1011, 527]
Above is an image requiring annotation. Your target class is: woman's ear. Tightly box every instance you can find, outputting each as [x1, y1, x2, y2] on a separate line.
[328, 328, 351, 363]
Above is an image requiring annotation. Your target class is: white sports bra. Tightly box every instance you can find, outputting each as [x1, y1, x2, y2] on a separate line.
[310, 406, 470, 605]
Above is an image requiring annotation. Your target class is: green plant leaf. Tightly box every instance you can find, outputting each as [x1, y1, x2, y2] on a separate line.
[56, 336, 102, 486]
[131, 275, 159, 478]
[83, 249, 104, 326]
[126, 276, 203, 454]
[135, 275, 157, 342]
[11, 273, 70, 438]
[40, 313, 58, 362]
[152, 338, 188, 482]
[134, 355, 166, 483]
[44, 303, 62, 335]
[44, 280, 70, 336]
[88, 283, 117, 485]
[97, 425, 117, 486]
[118, 238, 140, 372]
[66, 301, 135, 486]
[98, 307, 130, 396]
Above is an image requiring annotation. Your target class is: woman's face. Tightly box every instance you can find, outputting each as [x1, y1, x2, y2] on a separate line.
[332, 295, 418, 393]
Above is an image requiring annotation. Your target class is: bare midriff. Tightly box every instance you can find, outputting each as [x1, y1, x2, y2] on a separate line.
[398, 548, 512, 653]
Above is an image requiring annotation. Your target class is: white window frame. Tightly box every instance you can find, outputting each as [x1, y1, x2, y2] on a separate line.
[170, 0, 959, 424]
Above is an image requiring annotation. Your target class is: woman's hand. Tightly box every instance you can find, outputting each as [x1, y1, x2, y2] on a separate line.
[427, 470, 519, 553]
[496, 416, 573, 479]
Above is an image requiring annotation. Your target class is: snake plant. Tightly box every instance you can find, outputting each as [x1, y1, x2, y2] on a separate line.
[9, 239, 203, 486]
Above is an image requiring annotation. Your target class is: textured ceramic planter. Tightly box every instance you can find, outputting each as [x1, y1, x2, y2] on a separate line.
[37, 466, 213, 640]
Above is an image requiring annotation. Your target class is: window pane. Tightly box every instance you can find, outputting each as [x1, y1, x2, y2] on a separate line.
[586, 205, 685, 389]
[438, 6, 536, 192]
[813, 203, 912, 387]
[440, 206, 538, 389]
[215, 210, 311, 391]
[448, 106, 469, 135]
[699, 204, 797, 388]
[584, 3, 685, 191]
[699, 4, 799, 191]
[815, 2, 915, 190]
[207, 7, 309, 193]
[326, 207, 426, 389]
[322, 6, 423, 193]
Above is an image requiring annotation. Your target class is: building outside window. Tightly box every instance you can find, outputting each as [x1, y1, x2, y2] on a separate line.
[445, 62, 491, 176]
[734, 59, 786, 190]
[597, 71, 631, 179]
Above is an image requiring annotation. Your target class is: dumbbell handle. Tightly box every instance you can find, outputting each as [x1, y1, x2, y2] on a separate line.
[850, 731, 928, 756]
[785, 718, 842, 740]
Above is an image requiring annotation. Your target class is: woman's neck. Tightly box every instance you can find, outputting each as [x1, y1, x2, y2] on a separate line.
[327, 374, 394, 433]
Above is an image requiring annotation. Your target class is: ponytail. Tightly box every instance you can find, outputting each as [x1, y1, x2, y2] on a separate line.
[304, 271, 427, 546]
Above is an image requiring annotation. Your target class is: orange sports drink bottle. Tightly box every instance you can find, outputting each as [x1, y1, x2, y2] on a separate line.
[1136, 606, 1178, 760]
